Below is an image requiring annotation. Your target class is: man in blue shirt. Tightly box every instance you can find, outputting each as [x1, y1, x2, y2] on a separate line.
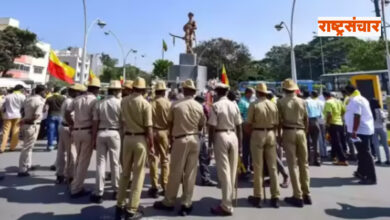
[304, 90, 323, 166]
[237, 88, 254, 177]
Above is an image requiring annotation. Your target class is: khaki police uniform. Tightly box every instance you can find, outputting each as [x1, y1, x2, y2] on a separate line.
[162, 96, 206, 208]
[277, 91, 310, 199]
[19, 95, 45, 173]
[117, 92, 152, 213]
[68, 93, 98, 194]
[150, 96, 171, 191]
[208, 96, 242, 213]
[56, 97, 76, 179]
[93, 94, 121, 196]
[247, 96, 280, 200]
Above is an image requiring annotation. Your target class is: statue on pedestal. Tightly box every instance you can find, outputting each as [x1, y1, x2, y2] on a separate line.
[170, 12, 197, 54]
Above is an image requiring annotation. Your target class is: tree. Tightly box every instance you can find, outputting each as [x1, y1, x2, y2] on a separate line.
[194, 38, 252, 87]
[0, 26, 44, 76]
[152, 59, 173, 79]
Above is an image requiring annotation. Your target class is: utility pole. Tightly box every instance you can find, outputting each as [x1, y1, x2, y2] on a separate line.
[374, 0, 384, 39]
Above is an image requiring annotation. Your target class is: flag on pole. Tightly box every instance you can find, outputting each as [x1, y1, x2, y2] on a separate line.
[163, 40, 168, 52]
[88, 68, 96, 83]
[221, 64, 229, 85]
[120, 76, 124, 85]
[48, 50, 75, 84]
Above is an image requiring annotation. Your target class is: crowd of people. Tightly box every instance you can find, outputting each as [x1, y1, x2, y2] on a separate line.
[0, 77, 384, 220]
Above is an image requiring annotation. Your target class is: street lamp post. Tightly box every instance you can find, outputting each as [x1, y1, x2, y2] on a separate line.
[275, 0, 298, 82]
[381, 0, 390, 92]
[313, 31, 326, 75]
[80, 0, 106, 84]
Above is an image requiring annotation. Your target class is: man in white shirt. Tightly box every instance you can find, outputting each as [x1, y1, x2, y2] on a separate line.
[0, 85, 26, 153]
[344, 85, 376, 185]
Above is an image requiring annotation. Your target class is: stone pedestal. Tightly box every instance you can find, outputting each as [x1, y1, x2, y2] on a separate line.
[168, 53, 207, 92]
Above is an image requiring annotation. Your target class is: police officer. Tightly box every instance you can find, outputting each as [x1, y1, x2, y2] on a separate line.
[55, 83, 86, 184]
[208, 83, 242, 216]
[277, 79, 311, 207]
[148, 81, 171, 198]
[18, 85, 46, 177]
[154, 79, 206, 216]
[116, 77, 154, 220]
[247, 83, 280, 208]
[90, 80, 122, 203]
[66, 78, 100, 198]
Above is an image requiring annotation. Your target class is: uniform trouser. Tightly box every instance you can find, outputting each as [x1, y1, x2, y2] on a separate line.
[373, 127, 390, 162]
[329, 124, 347, 162]
[282, 129, 310, 199]
[56, 125, 76, 179]
[214, 132, 238, 213]
[1, 118, 21, 152]
[308, 118, 320, 163]
[355, 134, 377, 182]
[251, 130, 280, 199]
[71, 130, 93, 194]
[95, 130, 121, 196]
[163, 135, 199, 208]
[149, 130, 170, 190]
[19, 124, 40, 173]
[47, 115, 61, 147]
[117, 135, 147, 213]
[199, 135, 212, 182]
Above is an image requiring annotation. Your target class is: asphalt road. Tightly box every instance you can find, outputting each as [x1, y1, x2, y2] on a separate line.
[0, 140, 390, 220]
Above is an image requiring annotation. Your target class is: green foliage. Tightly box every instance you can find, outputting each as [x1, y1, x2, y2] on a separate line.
[0, 26, 44, 75]
[152, 59, 173, 79]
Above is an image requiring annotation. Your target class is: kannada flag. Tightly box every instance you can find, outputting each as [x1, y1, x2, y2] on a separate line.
[163, 39, 168, 52]
[120, 76, 124, 85]
[221, 64, 229, 85]
[89, 68, 96, 82]
[48, 50, 75, 84]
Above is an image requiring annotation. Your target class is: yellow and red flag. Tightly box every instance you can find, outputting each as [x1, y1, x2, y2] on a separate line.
[120, 76, 124, 85]
[48, 50, 75, 84]
[221, 64, 229, 86]
[88, 68, 96, 83]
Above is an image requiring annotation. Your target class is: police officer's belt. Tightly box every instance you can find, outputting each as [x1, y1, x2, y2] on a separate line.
[25, 122, 40, 125]
[153, 127, 168, 131]
[215, 129, 235, 133]
[174, 133, 199, 139]
[99, 128, 120, 131]
[283, 126, 304, 130]
[74, 126, 92, 131]
[253, 128, 274, 131]
[125, 132, 145, 136]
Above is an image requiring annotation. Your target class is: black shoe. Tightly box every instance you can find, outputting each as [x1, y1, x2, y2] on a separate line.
[248, 196, 262, 208]
[375, 160, 382, 165]
[201, 179, 217, 187]
[386, 161, 390, 165]
[55, 175, 65, 184]
[353, 171, 364, 180]
[28, 165, 39, 171]
[313, 161, 321, 167]
[49, 165, 56, 171]
[270, 198, 280, 208]
[17, 172, 30, 177]
[124, 210, 143, 220]
[303, 195, 312, 205]
[153, 201, 174, 211]
[178, 205, 193, 216]
[210, 205, 232, 216]
[284, 197, 304, 208]
[115, 206, 124, 220]
[90, 194, 103, 204]
[359, 179, 377, 185]
[0, 175, 4, 181]
[70, 189, 91, 198]
[148, 187, 159, 198]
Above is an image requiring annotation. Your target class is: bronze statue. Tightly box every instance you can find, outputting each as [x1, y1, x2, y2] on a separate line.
[170, 12, 197, 54]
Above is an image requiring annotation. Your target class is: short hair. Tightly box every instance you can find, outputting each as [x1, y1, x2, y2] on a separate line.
[245, 88, 253, 94]
[188, 12, 194, 17]
[227, 90, 237, 101]
[35, 85, 46, 94]
[345, 84, 356, 94]
[302, 90, 310, 98]
[194, 95, 205, 103]
[311, 90, 319, 98]
[53, 86, 61, 93]
[14, 84, 24, 91]
[323, 91, 331, 98]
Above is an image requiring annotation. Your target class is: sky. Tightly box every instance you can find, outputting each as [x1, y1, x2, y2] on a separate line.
[0, 0, 381, 72]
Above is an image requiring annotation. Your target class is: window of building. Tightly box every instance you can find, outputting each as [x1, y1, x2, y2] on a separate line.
[33, 66, 44, 74]
[14, 63, 30, 72]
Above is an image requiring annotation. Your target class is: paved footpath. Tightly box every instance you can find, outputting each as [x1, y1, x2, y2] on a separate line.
[0, 141, 390, 220]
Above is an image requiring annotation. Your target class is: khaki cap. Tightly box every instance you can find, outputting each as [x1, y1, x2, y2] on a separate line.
[69, 83, 87, 92]
[215, 82, 230, 89]
[256, 83, 268, 93]
[88, 77, 101, 88]
[123, 80, 133, 89]
[133, 77, 146, 89]
[154, 81, 167, 91]
[282, 78, 299, 91]
[108, 80, 122, 89]
[181, 79, 196, 90]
